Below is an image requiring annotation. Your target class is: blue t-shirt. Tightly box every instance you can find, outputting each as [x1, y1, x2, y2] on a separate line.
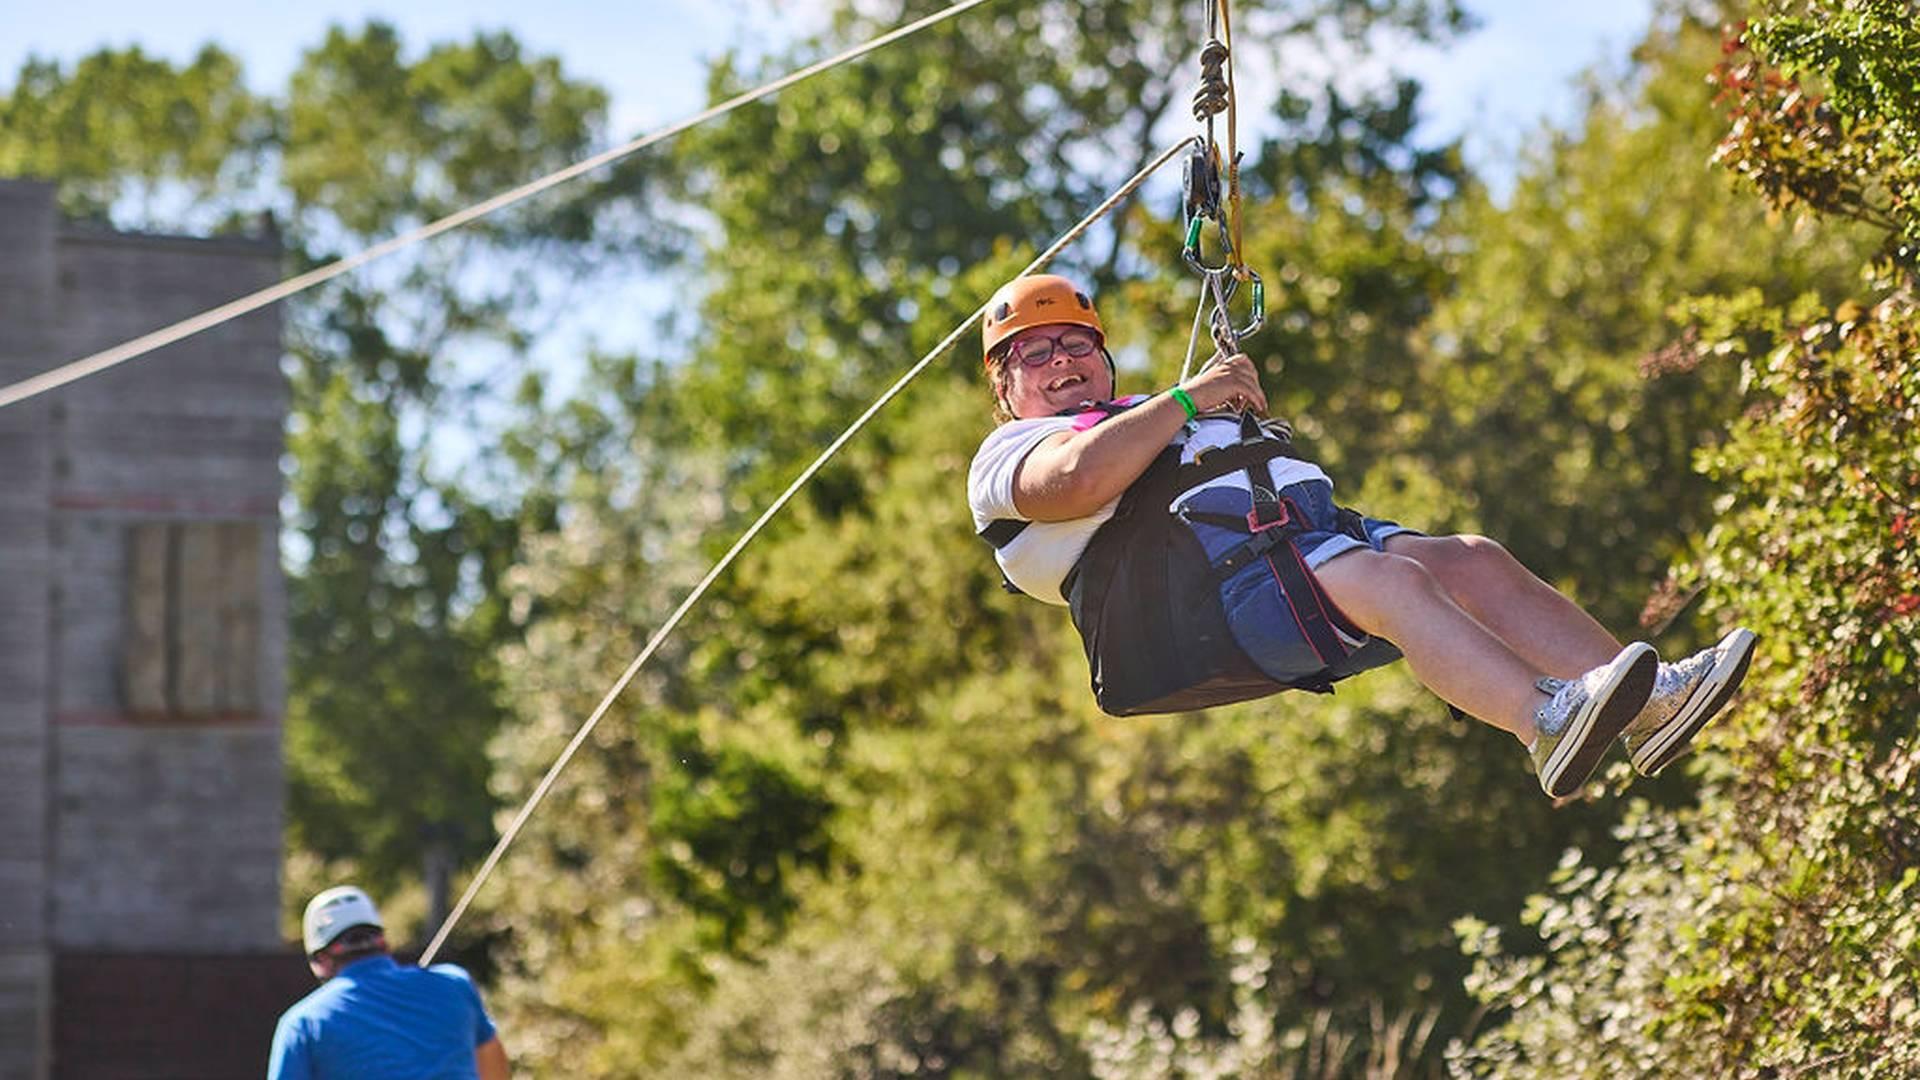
[267, 955, 498, 1080]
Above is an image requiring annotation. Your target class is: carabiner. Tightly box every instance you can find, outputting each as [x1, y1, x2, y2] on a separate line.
[1233, 268, 1265, 341]
[1183, 213, 1239, 276]
[1204, 267, 1264, 353]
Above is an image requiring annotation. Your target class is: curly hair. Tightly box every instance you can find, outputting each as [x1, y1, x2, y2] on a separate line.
[984, 345, 1015, 424]
[985, 343, 1117, 425]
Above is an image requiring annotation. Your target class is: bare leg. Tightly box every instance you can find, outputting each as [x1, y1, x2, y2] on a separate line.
[1311, 547, 1542, 743]
[1385, 533, 1620, 680]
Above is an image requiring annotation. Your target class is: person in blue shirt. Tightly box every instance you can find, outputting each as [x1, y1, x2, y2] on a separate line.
[268, 886, 510, 1080]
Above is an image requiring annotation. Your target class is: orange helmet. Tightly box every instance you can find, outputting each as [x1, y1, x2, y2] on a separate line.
[981, 274, 1104, 365]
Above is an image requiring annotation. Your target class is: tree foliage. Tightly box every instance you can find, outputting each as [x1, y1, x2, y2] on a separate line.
[1388, 5, 1868, 635]
[474, 0, 1546, 1073]
[274, 21, 646, 917]
[0, 44, 270, 227]
[1456, 3, 1920, 1073]
[14, 0, 1915, 1072]
[471, 0, 1809, 1074]
[1716, 0, 1920, 271]
[1, 26, 664, 925]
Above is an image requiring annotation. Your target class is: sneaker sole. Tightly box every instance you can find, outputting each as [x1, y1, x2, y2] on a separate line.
[1631, 629, 1757, 776]
[1542, 643, 1658, 798]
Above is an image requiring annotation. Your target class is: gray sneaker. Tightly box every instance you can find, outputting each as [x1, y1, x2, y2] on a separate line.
[1621, 628, 1757, 777]
[1530, 642, 1658, 798]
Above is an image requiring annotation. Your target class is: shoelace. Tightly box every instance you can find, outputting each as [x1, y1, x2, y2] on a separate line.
[1532, 675, 1578, 736]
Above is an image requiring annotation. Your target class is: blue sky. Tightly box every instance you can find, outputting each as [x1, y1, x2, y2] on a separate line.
[5, 0, 1654, 169]
[3, 0, 809, 135]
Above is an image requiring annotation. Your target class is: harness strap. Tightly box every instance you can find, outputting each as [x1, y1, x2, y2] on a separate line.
[979, 403, 1297, 598]
[1236, 413, 1286, 528]
[1184, 493, 1369, 666]
[1334, 506, 1367, 541]
[1064, 394, 1151, 430]
[982, 413, 1293, 553]
[978, 518, 1030, 593]
[979, 518, 1028, 549]
[1190, 515, 1290, 577]
[1262, 537, 1356, 669]
[1177, 438, 1293, 492]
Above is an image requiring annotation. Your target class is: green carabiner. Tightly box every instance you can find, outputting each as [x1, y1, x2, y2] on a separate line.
[1235, 269, 1265, 341]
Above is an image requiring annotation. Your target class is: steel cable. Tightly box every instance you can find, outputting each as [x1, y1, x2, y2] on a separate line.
[0, 0, 1001, 410]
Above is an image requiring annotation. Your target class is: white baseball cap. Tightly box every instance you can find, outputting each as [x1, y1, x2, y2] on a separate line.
[303, 885, 384, 954]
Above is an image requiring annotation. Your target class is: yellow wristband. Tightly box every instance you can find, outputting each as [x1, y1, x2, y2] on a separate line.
[1169, 386, 1198, 420]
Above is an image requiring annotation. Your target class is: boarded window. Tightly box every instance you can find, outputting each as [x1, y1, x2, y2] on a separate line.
[124, 522, 261, 716]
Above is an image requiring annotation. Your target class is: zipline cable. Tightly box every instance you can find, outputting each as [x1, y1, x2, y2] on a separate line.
[0, 0, 1000, 411]
[1178, 285, 1210, 382]
[1182, 0, 1261, 369]
[417, 134, 1202, 966]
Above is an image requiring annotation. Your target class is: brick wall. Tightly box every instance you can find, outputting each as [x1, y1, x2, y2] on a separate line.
[53, 952, 315, 1080]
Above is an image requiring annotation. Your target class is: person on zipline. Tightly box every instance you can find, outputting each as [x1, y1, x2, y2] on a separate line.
[967, 274, 1755, 797]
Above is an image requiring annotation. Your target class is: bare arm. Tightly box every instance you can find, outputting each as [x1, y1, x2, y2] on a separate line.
[1012, 353, 1268, 521]
[476, 1036, 510, 1080]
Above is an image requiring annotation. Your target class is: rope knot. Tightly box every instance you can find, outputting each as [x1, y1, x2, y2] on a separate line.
[1192, 38, 1230, 121]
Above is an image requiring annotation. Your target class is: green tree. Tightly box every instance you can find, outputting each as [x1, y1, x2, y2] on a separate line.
[1036, 8, 1874, 1068]
[1456, 3, 1920, 1073]
[0, 44, 271, 228]
[1391, 4, 1868, 634]
[275, 21, 650, 929]
[1, 26, 665, 931]
[476, 0, 1619, 1073]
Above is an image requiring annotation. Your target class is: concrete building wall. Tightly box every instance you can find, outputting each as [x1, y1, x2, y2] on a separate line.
[44, 214, 287, 953]
[0, 179, 291, 1080]
[0, 180, 60, 1080]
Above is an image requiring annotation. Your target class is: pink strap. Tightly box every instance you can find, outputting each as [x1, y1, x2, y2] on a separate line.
[1067, 394, 1150, 431]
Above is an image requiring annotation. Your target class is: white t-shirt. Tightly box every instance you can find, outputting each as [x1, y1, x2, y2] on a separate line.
[967, 409, 1330, 604]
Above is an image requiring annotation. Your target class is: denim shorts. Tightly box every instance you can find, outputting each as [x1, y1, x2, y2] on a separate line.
[1178, 480, 1416, 685]
[1274, 479, 1418, 570]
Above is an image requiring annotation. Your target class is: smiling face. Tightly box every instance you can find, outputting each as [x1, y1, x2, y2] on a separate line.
[997, 324, 1115, 420]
